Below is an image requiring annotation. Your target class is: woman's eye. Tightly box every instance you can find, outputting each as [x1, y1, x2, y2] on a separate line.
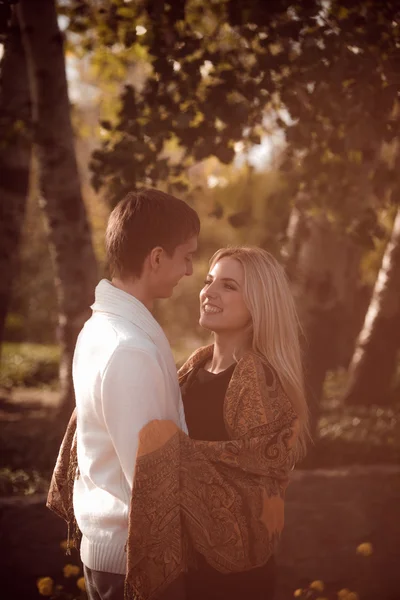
[224, 284, 235, 290]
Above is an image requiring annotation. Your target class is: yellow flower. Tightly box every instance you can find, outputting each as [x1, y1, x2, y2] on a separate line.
[310, 580, 325, 592]
[77, 576, 86, 591]
[294, 590, 303, 598]
[63, 563, 81, 578]
[346, 594, 359, 600]
[356, 542, 373, 556]
[60, 539, 69, 551]
[338, 590, 351, 599]
[37, 577, 54, 596]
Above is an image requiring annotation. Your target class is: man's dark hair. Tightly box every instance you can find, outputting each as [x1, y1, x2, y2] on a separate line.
[106, 188, 200, 278]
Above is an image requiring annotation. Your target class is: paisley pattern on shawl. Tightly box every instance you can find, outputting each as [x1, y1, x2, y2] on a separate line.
[46, 409, 80, 553]
[125, 346, 299, 600]
[46, 345, 299, 600]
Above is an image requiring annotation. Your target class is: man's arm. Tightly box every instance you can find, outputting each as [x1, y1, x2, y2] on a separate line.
[101, 346, 170, 488]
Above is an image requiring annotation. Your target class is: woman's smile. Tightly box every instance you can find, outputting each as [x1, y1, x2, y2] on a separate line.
[202, 303, 223, 314]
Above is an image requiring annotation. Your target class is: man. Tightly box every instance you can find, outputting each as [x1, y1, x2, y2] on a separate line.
[72, 188, 199, 599]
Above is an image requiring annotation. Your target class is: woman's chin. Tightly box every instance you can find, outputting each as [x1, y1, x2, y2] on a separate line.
[199, 314, 220, 331]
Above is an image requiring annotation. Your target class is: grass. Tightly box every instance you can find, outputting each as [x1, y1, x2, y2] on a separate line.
[0, 342, 60, 388]
[1, 390, 399, 497]
[0, 397, 63, 496]
[0, 339, 200, 387]
[300, 368, 400, 468]
[0, 344, 399, 496]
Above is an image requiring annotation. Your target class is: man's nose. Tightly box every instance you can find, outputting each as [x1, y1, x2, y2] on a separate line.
[186, 262, 193, 276]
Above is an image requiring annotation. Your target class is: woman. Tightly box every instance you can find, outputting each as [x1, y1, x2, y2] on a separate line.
[175, 246, 308, 599]
[125, 246, 309, 600]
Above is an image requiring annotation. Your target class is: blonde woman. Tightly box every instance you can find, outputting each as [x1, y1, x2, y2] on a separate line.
[125, 246, 309, 600]
[49, 247, 308, 600]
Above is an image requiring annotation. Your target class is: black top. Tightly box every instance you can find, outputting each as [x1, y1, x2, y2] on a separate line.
[181, 361, 236, 441]
[181, 359, 276, 600]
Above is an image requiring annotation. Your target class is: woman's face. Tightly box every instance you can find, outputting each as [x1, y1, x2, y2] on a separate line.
[199, 257, 252, 333]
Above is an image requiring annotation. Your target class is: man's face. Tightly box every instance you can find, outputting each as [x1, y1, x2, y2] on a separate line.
[153, 235, 198, 298]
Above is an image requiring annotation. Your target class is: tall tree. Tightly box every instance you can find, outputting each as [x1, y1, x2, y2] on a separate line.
[344, 208, 400, 405]
[284, 196, 363, 430]
[17, 0, 98, 417]
[0, 8, 31, 357]
[68, 0, 400, 415]
[274, 0, 400, 412]
[86, 1, 399, 208]
[81, 0, 297, 205]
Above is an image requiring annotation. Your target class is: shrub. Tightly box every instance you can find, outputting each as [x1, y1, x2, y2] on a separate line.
[0, 467, 49, 496]
[0, 343, 60, 388]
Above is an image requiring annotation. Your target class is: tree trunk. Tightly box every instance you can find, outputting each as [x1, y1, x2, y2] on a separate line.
[344, 208, 400, 406]
[283, 199, 362, 434]
[17, 0, 98, 418]
[0, 14, 31, 357]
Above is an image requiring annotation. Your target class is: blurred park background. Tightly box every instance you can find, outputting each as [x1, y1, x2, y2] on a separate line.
[0, 0, 399, 599]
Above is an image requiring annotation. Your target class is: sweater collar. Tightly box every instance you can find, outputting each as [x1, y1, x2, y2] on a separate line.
[91, 279, 167, 347]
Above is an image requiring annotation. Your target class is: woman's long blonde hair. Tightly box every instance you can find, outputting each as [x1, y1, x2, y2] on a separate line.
[210, 246, 310, 457]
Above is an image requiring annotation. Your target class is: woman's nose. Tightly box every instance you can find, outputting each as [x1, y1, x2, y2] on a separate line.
[205, 284, 218, 298]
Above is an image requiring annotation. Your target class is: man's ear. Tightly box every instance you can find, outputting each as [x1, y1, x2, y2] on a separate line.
[149, 246, 164, 271]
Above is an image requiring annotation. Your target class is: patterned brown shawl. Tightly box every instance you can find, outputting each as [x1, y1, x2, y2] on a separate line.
[47, 345, 299, 599]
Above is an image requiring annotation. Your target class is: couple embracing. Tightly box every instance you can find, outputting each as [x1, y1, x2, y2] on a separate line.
[48, 188, 309, 600]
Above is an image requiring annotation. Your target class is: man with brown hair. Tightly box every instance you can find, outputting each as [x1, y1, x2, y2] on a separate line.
[72, 188, 199, 599]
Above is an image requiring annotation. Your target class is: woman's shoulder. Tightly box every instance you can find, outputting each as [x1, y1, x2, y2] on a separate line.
[178, 344, 213, 378]
[229, 353, 298, 434]
[236, 351, 275, 379]
[236, 353, 289, 401]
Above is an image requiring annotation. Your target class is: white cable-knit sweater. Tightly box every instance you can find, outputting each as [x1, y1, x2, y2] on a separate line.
[72, 279, 187, 575]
